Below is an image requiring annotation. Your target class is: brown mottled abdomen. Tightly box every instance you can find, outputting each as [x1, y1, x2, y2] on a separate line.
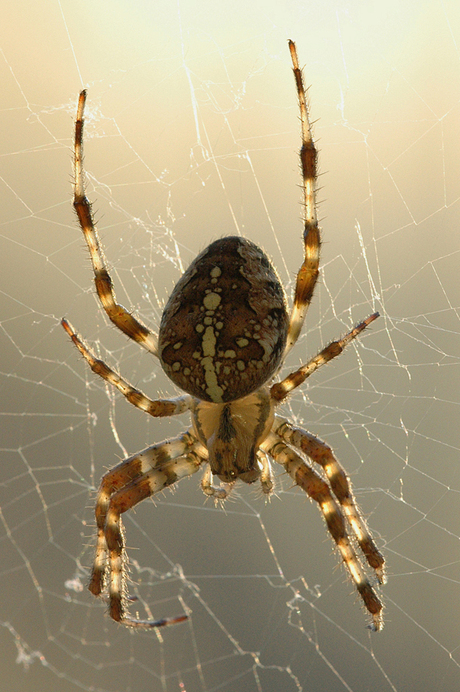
[158, 237, 288, 403]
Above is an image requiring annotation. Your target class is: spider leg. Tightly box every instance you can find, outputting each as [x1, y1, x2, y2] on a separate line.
[285, 40, 320, 355]
[271, 312, 379, 402]
[73, 90, 158, 356]
[62, 318, 192, 417]
[89, 431, 196, 597]
[261, 432, 383, 631]
[273, 418, 385, 583]
[90, 431, 204, 627]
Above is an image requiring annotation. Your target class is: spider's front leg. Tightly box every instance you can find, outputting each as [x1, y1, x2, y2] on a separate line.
[274, 418, 386, 583]
[90, 431, 204, 628]
[262, 432, 384, 631]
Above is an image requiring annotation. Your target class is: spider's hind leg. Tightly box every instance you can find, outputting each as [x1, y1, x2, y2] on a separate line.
[73, 90, 158, 356]
[285, 40, 321, 354]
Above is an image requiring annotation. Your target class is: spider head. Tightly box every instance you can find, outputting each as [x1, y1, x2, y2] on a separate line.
[191, 388, 275, 483]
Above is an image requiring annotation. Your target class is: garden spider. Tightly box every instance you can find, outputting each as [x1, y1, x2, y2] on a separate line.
[62, 41, 385, 631]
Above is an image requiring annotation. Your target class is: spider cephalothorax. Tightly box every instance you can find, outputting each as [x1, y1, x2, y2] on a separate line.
[62, 41, 385, 632]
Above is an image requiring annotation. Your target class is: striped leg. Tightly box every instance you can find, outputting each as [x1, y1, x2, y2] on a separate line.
[262, 432, 384, 631]
[62, 318, 192, 417]
[271, 312, 379, 402]
[273, 418, 386, 583]
[89, 432, 196, 598]
[73, 90, 158, 356]
[285, 41, 321, 354]
[90, 431, 203, 627]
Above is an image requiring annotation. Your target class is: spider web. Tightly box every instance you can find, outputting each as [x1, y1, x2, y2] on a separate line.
[1, 1, 460, 690]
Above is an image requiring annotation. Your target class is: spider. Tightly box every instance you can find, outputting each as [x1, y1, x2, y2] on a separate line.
[62, 40, 385, 631]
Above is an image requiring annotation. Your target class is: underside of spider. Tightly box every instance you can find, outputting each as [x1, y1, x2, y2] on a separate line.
[62, 40, 385, 631]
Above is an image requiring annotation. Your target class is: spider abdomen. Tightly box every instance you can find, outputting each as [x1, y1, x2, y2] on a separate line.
[158, 236, 288, 403]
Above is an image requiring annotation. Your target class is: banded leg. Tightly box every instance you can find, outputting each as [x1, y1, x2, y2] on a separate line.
[73, 90, 158, 356]
[273, 418, 385, 583]
[271, 312, 379, 402]
[262, 432, 383, 631]
[62, 318, 192, 417]
[90, 431, 201, 627]
[285, 40, 321, 354]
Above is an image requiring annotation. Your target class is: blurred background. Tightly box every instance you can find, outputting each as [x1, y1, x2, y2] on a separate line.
[1, 1, 459, 690]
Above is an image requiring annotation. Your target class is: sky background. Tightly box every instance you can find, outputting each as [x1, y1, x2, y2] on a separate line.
[1, 1, 460, 691]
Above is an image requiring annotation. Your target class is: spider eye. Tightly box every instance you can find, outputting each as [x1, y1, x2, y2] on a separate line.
[158, 236, 289, 403]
